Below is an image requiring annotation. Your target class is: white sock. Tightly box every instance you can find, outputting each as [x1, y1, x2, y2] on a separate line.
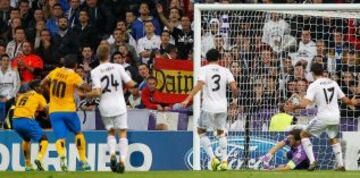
[119, 138, 128, 163]
[107, 135, 117, 156]
[331, 143, 344, 167]
[301, 138, 316, 163]
[200, 135, 214, 159]
[218, 136, 228, 162]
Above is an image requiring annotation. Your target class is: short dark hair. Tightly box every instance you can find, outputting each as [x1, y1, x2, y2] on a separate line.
[14, 27, 25, 33]
[10, 8, 20, 12]
[19, 0, 30, 5]
[146, 76, 157, 82]
[52, 3, 62, 9]
[166, 45, 177, 54]
[111, 51, 122, 62]
[311, 62, 324, 76]
[1, 54, 10, 59]
[29, 79, 41, 90]
[288, 129, 302, 141]
[206, 49, 220, 62]
[63, 54, 78, 68]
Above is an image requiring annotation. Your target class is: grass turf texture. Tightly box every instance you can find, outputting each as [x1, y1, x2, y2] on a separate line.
[1, 171, 359, 178]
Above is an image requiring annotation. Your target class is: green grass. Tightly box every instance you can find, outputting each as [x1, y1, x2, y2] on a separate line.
[1, 171, 360, 178]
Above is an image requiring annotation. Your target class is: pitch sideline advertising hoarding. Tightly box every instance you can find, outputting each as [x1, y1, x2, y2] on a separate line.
[0, 131, 346, 171]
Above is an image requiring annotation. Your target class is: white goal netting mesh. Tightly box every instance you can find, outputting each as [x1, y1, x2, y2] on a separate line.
[199, 9, 360, 170]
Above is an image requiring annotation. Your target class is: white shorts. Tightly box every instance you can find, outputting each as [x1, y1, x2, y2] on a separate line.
[198, 111, 227, 130]
[305, 118, 339, 139]
[102, 113, 128, 130]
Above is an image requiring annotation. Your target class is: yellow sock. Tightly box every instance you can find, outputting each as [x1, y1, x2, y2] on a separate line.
[75, 133, 87, 163]
[36, 139, 48, 161]
[22, 141, 31, 166]
[55, 139, 66, 158]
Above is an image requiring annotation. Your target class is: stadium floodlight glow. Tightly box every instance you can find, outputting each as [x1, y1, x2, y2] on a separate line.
[193, 3, 360, 171]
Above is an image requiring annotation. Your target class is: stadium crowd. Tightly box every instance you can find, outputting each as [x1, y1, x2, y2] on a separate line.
[0, 0, 360, 131]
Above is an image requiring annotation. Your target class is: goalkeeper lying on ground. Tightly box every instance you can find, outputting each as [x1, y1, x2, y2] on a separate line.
[260, 129, 310, 171]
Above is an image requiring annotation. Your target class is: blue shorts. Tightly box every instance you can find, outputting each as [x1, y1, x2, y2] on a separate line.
[12, 118, 43, 142]
[50, 112, 81, 140]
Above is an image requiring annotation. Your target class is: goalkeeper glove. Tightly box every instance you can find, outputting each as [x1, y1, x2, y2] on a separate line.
[260, 153, 273, 169]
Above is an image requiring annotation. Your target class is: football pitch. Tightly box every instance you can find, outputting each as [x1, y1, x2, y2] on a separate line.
[1, 171, 360, 178]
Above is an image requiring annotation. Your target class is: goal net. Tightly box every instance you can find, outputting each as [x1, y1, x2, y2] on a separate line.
[192, 4, 360, 170]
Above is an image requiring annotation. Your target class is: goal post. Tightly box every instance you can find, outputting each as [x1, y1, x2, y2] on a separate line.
[193, 3, 360, 171]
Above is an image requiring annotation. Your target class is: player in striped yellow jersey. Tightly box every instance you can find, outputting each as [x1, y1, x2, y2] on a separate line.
[41, 55, 91, 171]
[12, 80, 48, 171]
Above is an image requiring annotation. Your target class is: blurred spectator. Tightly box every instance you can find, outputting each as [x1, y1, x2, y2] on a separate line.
[53, 16, 79, 57]
[2, 16, 22, 43]
[0, 43, 6, 56]
[286, 79, 297, 99]
[73, 10, 99, 50]
[329, 28, 348, 74]
[82, 0, 115, 36]
[66, 0, 81, 28]
[11, 41, 43, 85]
[296, 79, 308, 98]
[6, 27, 26, 59]
[201, 18, 220, 57]
[35, 29, 59, 75]
[293, 61, 313, 82]
[163, 45, 178, 60]
[118, 44, 139, 66]
[342, 50, 359, 73]
[290, 28, 317, 72]
[117, 20, 137, 48]
[45, 3, 63, 36]
[1, 8, 20, 42]
[26, 20, 46, 49]
[138, 63, 151, 90]
[262, 13, 290, 52]
[79, 45, 99, 79]
[125, 10, 136, 32]
[28, 8, 45, 29]
[0, 54, 20, 124]
[112, 51, 141, 84]
[127, 87, 142, 109]
[141, 76, 171, 111]
[19, 0, 33, 29]
[0, 0, 11, 37]
[107, 20, 137, 50]
[159, 30, 174, 55]
[158, 4, 193, 59]
[137, 21, 161, 65]
[132, 1, 161, 41]
[109, 28, 138, 61]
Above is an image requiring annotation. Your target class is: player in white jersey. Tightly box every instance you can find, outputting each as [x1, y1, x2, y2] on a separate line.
[181, 49, 238, 171]
[85, 44, 136, 173]
[285, 63, 358, 171]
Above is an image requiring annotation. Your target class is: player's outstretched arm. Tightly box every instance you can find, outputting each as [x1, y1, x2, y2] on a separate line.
[125, 80, 137, 89]
[260, 140, 286, 169]
[180, 81, 204, 108]
[284, 98, 312, 112]
[341, 96, 359, 106]
[84, 88, 102, 98]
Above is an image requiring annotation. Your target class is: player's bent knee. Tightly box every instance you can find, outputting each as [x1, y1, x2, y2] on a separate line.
[300, 131, 311, 138]
[329, 138, 338, 145]
[217, 130, 225, 137]
[197, 128, 206, 135]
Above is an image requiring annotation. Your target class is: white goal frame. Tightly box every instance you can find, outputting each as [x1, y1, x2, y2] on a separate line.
[193, 3, 360, 171]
